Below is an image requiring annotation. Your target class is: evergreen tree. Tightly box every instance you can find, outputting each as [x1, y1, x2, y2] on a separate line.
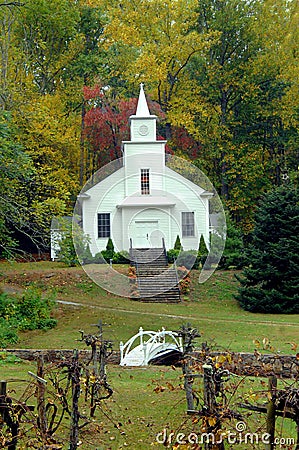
[219, 215, 245, 269]
[174, 235, 183, 251]
[198, 234, 208, 267]
[104, 237, 115, 261]
[198, 234, 208, 257]
[235, 185, 299, 313]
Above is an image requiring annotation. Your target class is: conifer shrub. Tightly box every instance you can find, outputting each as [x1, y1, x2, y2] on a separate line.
[174, 235, 183, 250]
[198, 234, 208, 267]
[101, 237, 115, 262]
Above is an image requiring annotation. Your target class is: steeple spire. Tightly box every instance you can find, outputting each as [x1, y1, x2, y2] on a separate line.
[136, 83, 150, 116]
[129, 83, 158, 142]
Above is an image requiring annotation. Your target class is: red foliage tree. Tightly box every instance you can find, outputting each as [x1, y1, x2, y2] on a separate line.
[170, 127, 202, 159]
[83, 85, 167, 169]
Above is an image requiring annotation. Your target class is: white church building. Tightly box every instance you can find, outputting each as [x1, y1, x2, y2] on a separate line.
[77, 84, 213, 255]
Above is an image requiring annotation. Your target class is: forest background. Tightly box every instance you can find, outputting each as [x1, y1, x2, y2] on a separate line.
[0, 0, 298, 256]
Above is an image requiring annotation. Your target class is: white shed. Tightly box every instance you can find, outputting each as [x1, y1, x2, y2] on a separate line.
[77, 84, 213, 255]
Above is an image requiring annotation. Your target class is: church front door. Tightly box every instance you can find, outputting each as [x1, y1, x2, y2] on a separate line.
[133, 220, 159, 248]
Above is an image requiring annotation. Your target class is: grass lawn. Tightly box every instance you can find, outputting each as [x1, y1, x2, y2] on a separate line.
[0, 260, 298, 449]
[0, 355, 297, 449]
[0, 260, 298, 353]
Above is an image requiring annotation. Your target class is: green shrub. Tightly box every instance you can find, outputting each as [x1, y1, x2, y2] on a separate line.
[197, 234, 209, 269]
[0, 317, 18, 346]
[57, 233, 79, 266]
[0, 352, 21, 365]
[106, 237, 114, 253]
[98, 238, 116, 262]
[55, 219, 91, 267]
[104, 238, 115, 260]
[100, 250, 113, 262]
[112, 251, 130, 264]
[0, 287, 57, 346]
[167, 249, 180, 263]
[176, 250, 199, 270]
[16, 286, 57, 331]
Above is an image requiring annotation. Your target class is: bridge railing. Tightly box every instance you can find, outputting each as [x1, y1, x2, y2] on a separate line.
[120, 327, 156, 364]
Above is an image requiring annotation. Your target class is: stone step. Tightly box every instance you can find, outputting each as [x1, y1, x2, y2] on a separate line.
[137, 268, 177, 274]
[130, 246, 180, 303]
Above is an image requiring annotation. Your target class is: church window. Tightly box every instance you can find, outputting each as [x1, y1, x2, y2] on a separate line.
[182, 212, 195, 237]
[98, 213, 110, 238]
[141, 169, 150, 195]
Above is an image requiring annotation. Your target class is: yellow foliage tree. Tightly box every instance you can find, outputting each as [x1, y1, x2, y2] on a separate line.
[102, 0, 219, 132]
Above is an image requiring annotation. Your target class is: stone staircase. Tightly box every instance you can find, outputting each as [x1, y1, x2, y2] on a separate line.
[130, 247, 181, 303]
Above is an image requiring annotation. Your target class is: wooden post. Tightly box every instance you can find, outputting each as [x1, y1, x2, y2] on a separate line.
[202, 364, 224, 450]
[265, 376, 277, 450]
[0, 381, 19, 450]
[179, 324, 200, 412]
[183, 358, 194, 411]
[69, 350, 81, 450]
[0, 380, 7, 421]
[37, 356, 47, 441]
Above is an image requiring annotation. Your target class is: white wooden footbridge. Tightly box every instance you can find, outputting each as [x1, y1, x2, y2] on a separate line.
[120, 327, 183, 366]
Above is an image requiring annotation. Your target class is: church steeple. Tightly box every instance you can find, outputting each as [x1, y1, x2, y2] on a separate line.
[136, 83, 150, 116]
[130, 84, 157, 142]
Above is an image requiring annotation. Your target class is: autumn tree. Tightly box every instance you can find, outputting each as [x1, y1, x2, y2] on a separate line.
[101, 0, 218, 137]
[0, 0, 24, 109]
[83, 84, 165, 172]
[83, 85, 137, 171]
[14, 0, 81, 95]
[174, 0, 299, 230]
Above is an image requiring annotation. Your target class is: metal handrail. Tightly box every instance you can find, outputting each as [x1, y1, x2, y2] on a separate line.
[173, 259, 181, 301]
[162, 237, 167, 261]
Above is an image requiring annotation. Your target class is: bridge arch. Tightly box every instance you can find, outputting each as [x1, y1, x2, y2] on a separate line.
[120, 327, 183, 366]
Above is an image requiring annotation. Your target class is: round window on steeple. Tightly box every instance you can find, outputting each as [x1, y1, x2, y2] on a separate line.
[138, 125, 149, 136]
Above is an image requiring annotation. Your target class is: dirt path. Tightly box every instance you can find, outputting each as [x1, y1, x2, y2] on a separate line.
[2, 279, 299, 329]
[56, 299, 299, 328]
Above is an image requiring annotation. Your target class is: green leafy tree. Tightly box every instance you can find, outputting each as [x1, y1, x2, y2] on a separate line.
[55, 218, 91, 267]
[0, 112, 41, 256]
[235, 185, 299, 313]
